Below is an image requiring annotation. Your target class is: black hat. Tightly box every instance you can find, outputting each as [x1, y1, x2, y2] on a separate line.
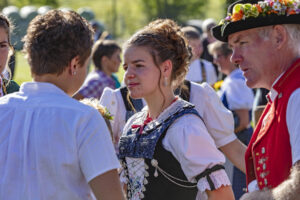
[212, 0, 300, 42]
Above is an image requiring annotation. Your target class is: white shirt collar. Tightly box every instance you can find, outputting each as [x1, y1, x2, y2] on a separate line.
[20, 82, 68, 97]
[268, 72, 284, 102]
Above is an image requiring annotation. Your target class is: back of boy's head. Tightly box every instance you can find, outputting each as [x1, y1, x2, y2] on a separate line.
[23, 10, 94, 76]
[92, 39, 121, 70]
[181, 26, 201, 41]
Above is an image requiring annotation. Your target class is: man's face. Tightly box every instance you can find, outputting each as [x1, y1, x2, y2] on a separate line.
[228, 27, 275, 89]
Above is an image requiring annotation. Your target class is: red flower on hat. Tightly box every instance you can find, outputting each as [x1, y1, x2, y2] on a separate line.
[256, 4, 263, 13]
[232, 10, 244, 21]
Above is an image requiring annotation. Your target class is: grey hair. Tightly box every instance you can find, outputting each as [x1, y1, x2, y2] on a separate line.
[258, 26, 272, 41]
[283, 24, 300, 53]
[258, 24, 300, 54]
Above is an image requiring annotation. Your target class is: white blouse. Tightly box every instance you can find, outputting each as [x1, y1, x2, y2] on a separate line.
[99, 82, 236, 149]
[121, 99, 231, 200]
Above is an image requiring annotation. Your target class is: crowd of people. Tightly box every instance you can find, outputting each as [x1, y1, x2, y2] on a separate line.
[0, 0, 300, 199]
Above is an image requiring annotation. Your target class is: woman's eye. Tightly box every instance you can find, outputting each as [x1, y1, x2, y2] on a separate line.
[0, 44, 8, 48]
[123, 65, 128, 71]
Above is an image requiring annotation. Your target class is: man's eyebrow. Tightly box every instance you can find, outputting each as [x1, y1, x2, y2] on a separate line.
[229, 35, 242, 48]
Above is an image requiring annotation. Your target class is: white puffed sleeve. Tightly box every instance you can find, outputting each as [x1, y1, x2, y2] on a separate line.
[190, 82, 236, 148]
[162, 114, 231, 197]
[287, 88, 300, 165]
[100, 87, 126, 144]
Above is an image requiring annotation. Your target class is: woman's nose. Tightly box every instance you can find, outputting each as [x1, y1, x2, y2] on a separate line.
[124, 66, 136, 80]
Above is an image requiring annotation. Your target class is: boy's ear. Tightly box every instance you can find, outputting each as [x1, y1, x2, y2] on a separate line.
[68, 56, 80, 75]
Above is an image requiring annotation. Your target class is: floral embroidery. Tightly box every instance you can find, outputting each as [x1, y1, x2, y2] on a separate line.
[219, 0, 300, 25]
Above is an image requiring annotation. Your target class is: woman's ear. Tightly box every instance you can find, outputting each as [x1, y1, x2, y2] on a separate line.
[160, 59, 173, 78]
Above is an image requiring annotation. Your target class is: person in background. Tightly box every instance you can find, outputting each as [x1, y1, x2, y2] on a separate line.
[209, 41, 254, 199]
[201, 18, 221, 78]
[0, 10, 124, 200]
[0, 13, 19, 95]
[73, 39, 121, 100]
[212, 0, 300, 199]
[182, 26, 217, 86]
[118, 18, 234, 200]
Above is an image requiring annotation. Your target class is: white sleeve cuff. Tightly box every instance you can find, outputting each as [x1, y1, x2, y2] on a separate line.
[197, 169, 231, 193]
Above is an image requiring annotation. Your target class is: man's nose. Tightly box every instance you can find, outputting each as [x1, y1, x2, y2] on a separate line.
[230, 49, 242, 65]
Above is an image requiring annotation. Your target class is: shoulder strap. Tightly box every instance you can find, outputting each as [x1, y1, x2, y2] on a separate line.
[120, 86, 144, 121]
[120, 87, 133, 111]
[200, 59, 207, 83]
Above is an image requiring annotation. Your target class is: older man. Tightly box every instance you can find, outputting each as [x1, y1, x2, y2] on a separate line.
[212, 0, 300, 199]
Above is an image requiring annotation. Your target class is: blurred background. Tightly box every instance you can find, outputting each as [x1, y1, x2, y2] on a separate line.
[0, 0, 236, 85]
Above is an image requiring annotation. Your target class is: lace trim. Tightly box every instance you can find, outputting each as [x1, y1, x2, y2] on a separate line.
[197, 169, 231, 193]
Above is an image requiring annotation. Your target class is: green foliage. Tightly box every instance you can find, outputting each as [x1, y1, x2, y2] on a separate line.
[8, 0, 58, 8]
[140, 0, 205, 24]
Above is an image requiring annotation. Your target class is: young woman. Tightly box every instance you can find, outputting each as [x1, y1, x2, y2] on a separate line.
[0, 13, 19, 95]
[73, 39, 121, 100]
[118, 19, 234, 200]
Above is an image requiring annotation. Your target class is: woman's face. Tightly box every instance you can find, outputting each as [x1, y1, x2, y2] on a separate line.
[107, 49, 121, 73]
[0, 27, 9, 74]
[123, 46, 161, 99]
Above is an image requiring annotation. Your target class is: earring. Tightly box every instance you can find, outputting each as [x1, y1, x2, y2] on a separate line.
[163, 77, 168, 86]
[73, 71, 77, 76]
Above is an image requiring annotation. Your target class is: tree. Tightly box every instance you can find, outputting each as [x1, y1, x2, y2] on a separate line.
[6, 0, 58, 8]
[140, 0, 205, 24]
[0, 0, 9, 10]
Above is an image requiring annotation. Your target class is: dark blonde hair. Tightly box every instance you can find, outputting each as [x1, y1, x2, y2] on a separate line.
[208, 40, 232, 58]
[124, 19, 191, 86]
[92, 39, 121, 70]
[23, 10, 94, 76]
[181, 26, 201, 40]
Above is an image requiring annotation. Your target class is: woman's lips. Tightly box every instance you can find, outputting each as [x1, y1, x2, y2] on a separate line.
[127, 83, 139, 88]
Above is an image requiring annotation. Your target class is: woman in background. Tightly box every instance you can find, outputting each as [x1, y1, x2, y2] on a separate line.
[0, 13, 19, 95]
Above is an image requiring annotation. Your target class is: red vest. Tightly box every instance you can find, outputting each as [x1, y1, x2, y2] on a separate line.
[245, 59, 300, 190]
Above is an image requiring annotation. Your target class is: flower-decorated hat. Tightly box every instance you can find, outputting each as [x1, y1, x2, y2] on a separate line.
[212, 0, 300, 42]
